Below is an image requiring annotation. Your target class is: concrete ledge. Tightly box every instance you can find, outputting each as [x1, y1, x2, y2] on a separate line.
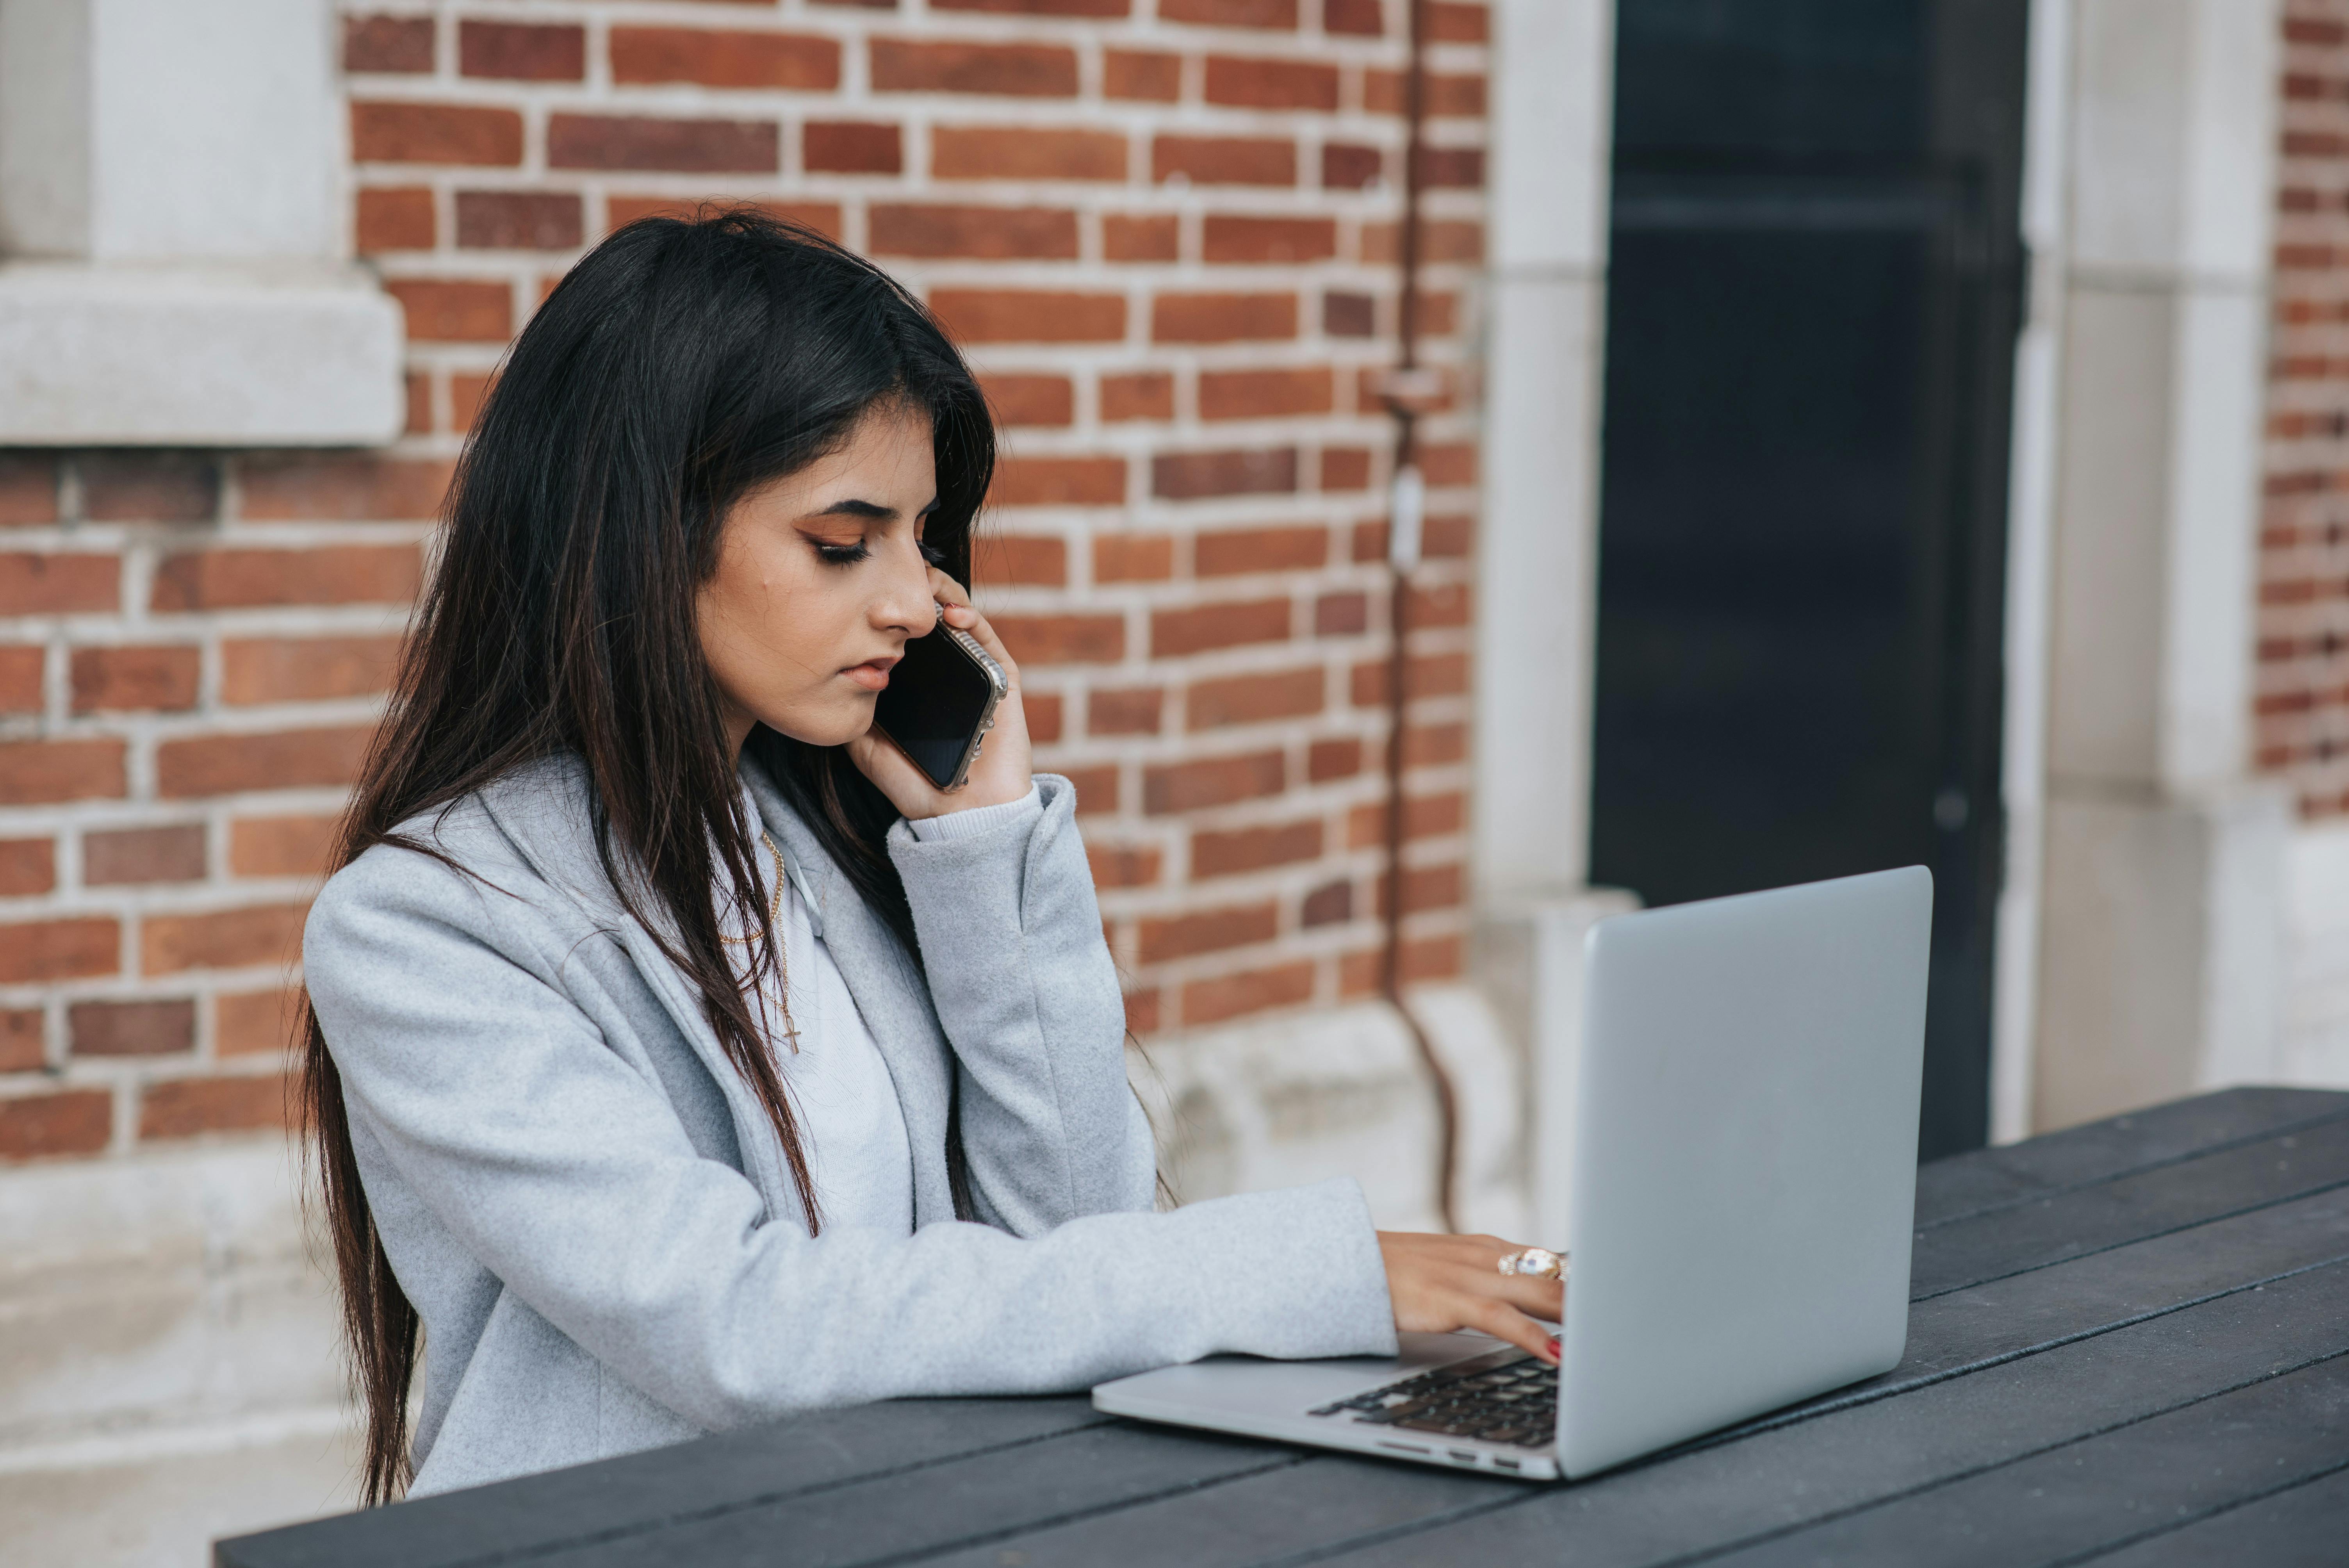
[1475, 888, 1640, 1245]
[2284, 820, 2349, 1089]
[0, 1135, 355, 1563]
[1130, 986, 1532, 1237]
[2036, 782, 2291, 1129]
[0, 263, 405, 446]
[1133, 997, 1446, 1232]
[0, 1137, 344, 1455]
[0, 1409, 356, 1568]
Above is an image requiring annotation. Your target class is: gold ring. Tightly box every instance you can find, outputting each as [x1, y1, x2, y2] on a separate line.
[1497, 1247, 1565, 1281]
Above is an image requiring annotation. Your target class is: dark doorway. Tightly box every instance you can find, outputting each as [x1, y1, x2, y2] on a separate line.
[1588, 0, 2028, 1159]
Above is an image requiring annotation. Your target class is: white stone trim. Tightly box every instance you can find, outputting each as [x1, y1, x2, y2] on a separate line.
[1462, 0, 1620, 1232]
[1470, 0, 1615, 904]
[2284, 821, 2349, 1089]
[1992, 0, 2078, 1143]
[0, 263, 405, 445]
[2014, 0, 2293, 1133]
[0, 0, 403, 446]
[0, 0, 345, 262]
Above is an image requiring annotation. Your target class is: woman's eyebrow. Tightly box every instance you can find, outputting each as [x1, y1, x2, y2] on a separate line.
[806, 498, 895, 521]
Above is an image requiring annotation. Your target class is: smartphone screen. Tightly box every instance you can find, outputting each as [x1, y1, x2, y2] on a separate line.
[874, 624, 1000, 789]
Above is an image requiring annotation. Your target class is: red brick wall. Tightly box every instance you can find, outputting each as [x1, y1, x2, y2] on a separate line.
[2265, 0, 2349, 809]
[0, 451, 447, 1160]
[0, 0, 1486, 1164]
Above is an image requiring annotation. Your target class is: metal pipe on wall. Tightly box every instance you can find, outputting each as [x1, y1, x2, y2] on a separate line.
[1378, 0, 1461, 1233]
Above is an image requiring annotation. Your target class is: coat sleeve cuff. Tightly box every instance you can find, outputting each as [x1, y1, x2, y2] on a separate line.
[1158, 1176, 1399, 1361]
[904, 784, 1043, 843]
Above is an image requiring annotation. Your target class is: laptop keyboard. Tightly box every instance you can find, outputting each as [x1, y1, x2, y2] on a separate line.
[1307, 1347, 1556, 1448]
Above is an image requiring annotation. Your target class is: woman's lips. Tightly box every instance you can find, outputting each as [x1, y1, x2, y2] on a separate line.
[844, 657, 898, 691]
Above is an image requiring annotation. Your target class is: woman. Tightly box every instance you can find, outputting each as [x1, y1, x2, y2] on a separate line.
[301, 211, 1563, 1504]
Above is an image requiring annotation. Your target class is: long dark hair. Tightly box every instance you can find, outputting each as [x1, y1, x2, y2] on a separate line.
[299, 210, 996, 1506]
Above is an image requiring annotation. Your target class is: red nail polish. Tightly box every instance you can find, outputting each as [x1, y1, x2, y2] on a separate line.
[1546, 1337, 1561, 1361]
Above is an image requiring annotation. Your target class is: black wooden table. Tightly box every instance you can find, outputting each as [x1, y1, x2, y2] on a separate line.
[220, 1086, 2349, 1566]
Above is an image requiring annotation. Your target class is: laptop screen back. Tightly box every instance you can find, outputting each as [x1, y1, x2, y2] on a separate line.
[1556, 866, 1932, 1475]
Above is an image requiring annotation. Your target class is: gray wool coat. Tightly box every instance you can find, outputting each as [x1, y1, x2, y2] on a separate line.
[302, 755, 1396, 1497]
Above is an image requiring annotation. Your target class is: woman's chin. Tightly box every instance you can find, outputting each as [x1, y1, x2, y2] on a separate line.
[759, 700, 877, 750]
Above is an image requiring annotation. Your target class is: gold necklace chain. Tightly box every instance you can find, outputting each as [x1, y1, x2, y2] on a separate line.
[721, 832, 800, 1051]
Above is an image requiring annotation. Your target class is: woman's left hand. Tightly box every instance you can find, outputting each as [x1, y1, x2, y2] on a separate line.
[1378, 1232, 1564, 1364]
[848, 568, 1035, 821]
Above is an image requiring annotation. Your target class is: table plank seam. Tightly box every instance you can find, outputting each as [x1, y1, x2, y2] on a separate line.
[1233, 1271, 2349, 1568]
[1237, 1490, 1529, 1568]
[2048, 1454, 2349, 1568]
[1911, 1172, 2349, 1302]
[1643, 1344, 2349, 1568]
[857, 1451, 1312, 1568]
[1707, 1245, 2349, 1448]
[1916, 1104, 2349, 1234]
[397, 1411, 1119, 1568]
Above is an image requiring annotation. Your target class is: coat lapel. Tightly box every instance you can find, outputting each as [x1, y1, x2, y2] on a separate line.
[476, 752, 962, 1227]
[473, 756, 800, 1214]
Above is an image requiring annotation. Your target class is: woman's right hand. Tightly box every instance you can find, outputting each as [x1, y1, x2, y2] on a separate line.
[1378, 1232, 1565, 1364]
[847, 570, 1035, 821]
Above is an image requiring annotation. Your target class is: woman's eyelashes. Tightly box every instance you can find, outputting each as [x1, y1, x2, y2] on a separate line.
[807, 525, 935, 569]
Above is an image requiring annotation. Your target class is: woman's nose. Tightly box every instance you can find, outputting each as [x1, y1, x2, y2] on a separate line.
[871, 536, 935, 633]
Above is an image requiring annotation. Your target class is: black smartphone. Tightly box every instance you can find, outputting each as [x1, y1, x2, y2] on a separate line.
[873, 619, 1009, 791]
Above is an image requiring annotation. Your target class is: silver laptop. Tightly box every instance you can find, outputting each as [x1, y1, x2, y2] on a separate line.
[1094, 866, 1932, 1480]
